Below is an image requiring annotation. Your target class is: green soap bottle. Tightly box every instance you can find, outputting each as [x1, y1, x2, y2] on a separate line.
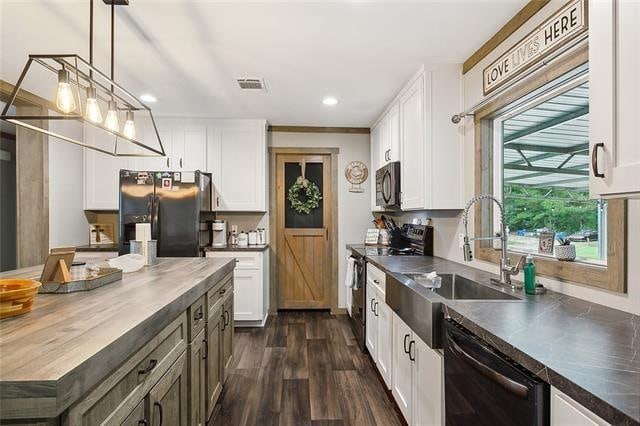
[524, 254, 536, 295]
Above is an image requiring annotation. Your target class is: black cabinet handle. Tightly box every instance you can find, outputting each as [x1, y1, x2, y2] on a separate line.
[154, 402, 163, 426]
[221, 313, 226, 331]
[138, 420, 148, 426]
[224, 310, 230, 326]
[203, 339, 208, 360]
[220, 288, 227, 294]
[403, 334, 410, 354]
[166, 158, 169, 168]
[370, 298, 375, 312]
[373, 301, 379, 317]
[194, 307, 204, 321]
[137, 359, 157, 375]
[373, 279, 380, 284]
[591, 142, 605, 178]
[179, 158, 183, 168]
[408, 340, 415, 361]
[216, 196, 220, 207]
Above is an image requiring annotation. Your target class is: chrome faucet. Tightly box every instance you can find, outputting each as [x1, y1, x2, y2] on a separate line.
[462, 194, 525, 290]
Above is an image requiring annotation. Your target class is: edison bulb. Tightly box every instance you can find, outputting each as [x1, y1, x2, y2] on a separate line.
[104, 100, 119, 132]
[85, 86, 102, 123]
[56, 69, 76, 113]
[123, 110, 136, 139]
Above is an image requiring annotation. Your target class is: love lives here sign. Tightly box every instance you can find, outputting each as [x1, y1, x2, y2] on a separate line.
[483, 0, 587, 95]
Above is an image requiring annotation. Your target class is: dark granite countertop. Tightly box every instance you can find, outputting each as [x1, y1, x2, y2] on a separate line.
[75, 244, 118, 252]
[347, 244, 640, 425]
[204, 244, 269, 252]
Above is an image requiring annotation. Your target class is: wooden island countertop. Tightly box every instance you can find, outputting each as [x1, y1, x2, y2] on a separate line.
[0, 257, 235, 419]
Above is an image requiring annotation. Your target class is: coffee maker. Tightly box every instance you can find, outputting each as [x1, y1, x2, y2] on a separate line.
[211, 220, 227, 247]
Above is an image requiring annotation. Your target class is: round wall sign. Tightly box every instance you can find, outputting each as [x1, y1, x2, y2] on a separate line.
[344, 161, 368, 193]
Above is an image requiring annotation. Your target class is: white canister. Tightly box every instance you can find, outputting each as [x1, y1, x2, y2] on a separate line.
[237, 231, 249, 247]
[248, 231, 258, 245]
[257, 228, 266, 244]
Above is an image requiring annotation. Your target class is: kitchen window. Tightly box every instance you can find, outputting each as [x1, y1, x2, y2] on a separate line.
[473, 48, 626, 293]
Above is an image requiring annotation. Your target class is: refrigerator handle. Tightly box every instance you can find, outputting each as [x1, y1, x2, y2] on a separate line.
[151, 195, 160, 240]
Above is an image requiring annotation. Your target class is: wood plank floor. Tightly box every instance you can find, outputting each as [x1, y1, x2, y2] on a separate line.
[210, 311, 405, 426]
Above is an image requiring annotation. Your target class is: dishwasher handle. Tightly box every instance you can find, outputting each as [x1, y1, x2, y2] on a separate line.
[446, 329, 529, 400]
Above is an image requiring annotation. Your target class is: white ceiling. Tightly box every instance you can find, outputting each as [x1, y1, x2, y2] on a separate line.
[0, 0, 527, 127]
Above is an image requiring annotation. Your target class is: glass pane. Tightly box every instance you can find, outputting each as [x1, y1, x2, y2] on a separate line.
[500, 81, 607, 265]
[284, 161, 324, 228]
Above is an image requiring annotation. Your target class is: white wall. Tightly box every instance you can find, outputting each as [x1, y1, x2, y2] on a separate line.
[392, 1, 639, 315]
[48, 124, 89, 249]
[270, 131, 372, 309]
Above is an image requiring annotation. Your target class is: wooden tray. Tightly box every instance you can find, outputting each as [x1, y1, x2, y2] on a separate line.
[40, 268, 123, 294]
[0, 279, 42, 319]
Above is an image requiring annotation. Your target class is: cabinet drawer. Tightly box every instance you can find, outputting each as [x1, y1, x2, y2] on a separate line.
[188, 296, 206, 342]
[207, 251, 261, 269]
[207, 273, 233, 319]
[67, 313, 187, 426]
[367, 263, 386, 295]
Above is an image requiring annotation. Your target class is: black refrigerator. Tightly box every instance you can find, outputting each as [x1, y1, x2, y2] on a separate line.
[118, 170, 212, 257]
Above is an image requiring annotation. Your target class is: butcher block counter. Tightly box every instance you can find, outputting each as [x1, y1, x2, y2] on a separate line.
[0, 257, 236, 425]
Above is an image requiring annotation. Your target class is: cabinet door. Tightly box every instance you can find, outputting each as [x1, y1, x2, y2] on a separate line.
[365, 281, 378, 358]
[370, 125, 382, 211]
[131, 118, 171, 172]
[84, 148, 131, 210]
[391, 313, 413, 423]
[182, 125, 207, 172]
[189, 330, 206, 426]
[378, 114, 390, 165]
[205, 306, 223, 419]
[376, 294, 393, 390]
[387, 103, 400, 163]
[551, 387, 609, 425]
[589, 0, 640, 197]
[233, 269, 261, 321]
[222, 295, 234, 379]
[412, 336, 443, 426]
[212, 122, 266, 211]
[121, 400, 146, 426]
[149, 351, 188, 426]
[399, 74, 426, 210]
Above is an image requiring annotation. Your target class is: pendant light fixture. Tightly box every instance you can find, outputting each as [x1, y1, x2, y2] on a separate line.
[0, 0, 165, 157]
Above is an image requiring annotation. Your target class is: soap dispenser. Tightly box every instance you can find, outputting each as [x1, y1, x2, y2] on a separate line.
[523, 254, 536, 295]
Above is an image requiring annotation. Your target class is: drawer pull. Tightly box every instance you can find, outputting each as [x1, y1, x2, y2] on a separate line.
[220, 288, 227, 295]
[203, 339, 208, 360]
[373, 301, 379, 317]
[408, 340, 415, 362]
[224, 310, 230, 326]
[137, 359, 157, 376]
[235, 259, 240, 263]
[373, 279, 380, 284]
[370, 298, 375, 312]
[154, 402, 163, 426]
[138, 420, 148, 426]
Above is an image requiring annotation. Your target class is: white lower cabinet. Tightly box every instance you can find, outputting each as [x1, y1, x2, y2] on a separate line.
[392, 312, 443, 425]
[206, 251, 268, 324]
[365, 280, 378, 357]
[365, 278, 392, 389]
[551, 387, 609, 426]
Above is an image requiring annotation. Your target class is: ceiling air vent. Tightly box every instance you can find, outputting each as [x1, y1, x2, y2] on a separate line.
[236, 78, 267, 91]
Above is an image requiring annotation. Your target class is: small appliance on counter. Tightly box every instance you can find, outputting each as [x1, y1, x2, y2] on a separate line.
[230, 224, 239, 245]
[257, 228, 266, 245]
[211, 220, 227, 248]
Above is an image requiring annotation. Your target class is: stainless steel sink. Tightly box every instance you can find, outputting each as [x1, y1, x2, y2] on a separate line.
[404, 273, 519, 301]
[386, 272, 522, 349]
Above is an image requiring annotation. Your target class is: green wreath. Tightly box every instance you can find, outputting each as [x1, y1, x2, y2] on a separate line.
[288, 176, 322, 215]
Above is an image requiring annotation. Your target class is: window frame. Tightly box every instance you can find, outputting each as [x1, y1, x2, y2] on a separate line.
[473, 46, 627, 293]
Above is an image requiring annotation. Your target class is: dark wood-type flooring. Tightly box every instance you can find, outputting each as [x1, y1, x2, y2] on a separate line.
[210, 311, 404, 426]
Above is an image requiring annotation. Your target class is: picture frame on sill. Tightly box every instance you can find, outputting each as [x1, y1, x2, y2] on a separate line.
[538, 231, 556, 255]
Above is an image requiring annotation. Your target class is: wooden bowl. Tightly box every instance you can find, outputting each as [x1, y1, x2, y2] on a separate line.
[0, 279, 42, 319]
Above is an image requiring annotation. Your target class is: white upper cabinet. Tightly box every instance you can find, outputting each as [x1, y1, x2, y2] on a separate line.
[589, 0, 640, 198]
[83, 149, 131, 210]
[370, 64, 464, 211]
[399, 73, 426, 210]
[206, 119, 267, 212]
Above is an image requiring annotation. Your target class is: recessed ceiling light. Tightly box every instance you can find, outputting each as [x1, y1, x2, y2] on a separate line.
[140, 93, 157, 103]
[322, 97, 338, 106]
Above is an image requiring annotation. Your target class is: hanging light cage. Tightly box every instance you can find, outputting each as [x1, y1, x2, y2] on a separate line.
[0, 54, 165, 157]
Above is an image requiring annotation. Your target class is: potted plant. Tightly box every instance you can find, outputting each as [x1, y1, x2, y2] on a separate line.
[555, 236, 576, 261]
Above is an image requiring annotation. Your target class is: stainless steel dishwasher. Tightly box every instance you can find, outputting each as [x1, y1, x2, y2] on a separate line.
[444, 319, 549, 425]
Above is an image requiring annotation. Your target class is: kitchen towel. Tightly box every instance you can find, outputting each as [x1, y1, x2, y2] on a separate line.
[345, 257, 355, 289]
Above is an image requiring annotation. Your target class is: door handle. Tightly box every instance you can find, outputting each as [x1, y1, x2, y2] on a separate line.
[166, 157, 169, 168]
[221, 313, 226, 331]
[373, 301, 379, 317]
[203, 339, 208, 360]
[408, 340, 415, 361]
[403, 334, 411, 354]
[216, 197, 220, 208]
[224, 310, 230, 326]
[153, 402, 163, 426]
[179, 157, 183, 168]
[591, 142, 605, 178]
[370, 298, 375, 312]
[447, 331, 529, 399]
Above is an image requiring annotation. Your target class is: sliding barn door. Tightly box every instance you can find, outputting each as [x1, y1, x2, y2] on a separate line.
[276, 154, 332, 309]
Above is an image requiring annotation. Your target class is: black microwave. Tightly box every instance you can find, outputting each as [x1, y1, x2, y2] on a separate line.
[375, 161, 401, 208]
